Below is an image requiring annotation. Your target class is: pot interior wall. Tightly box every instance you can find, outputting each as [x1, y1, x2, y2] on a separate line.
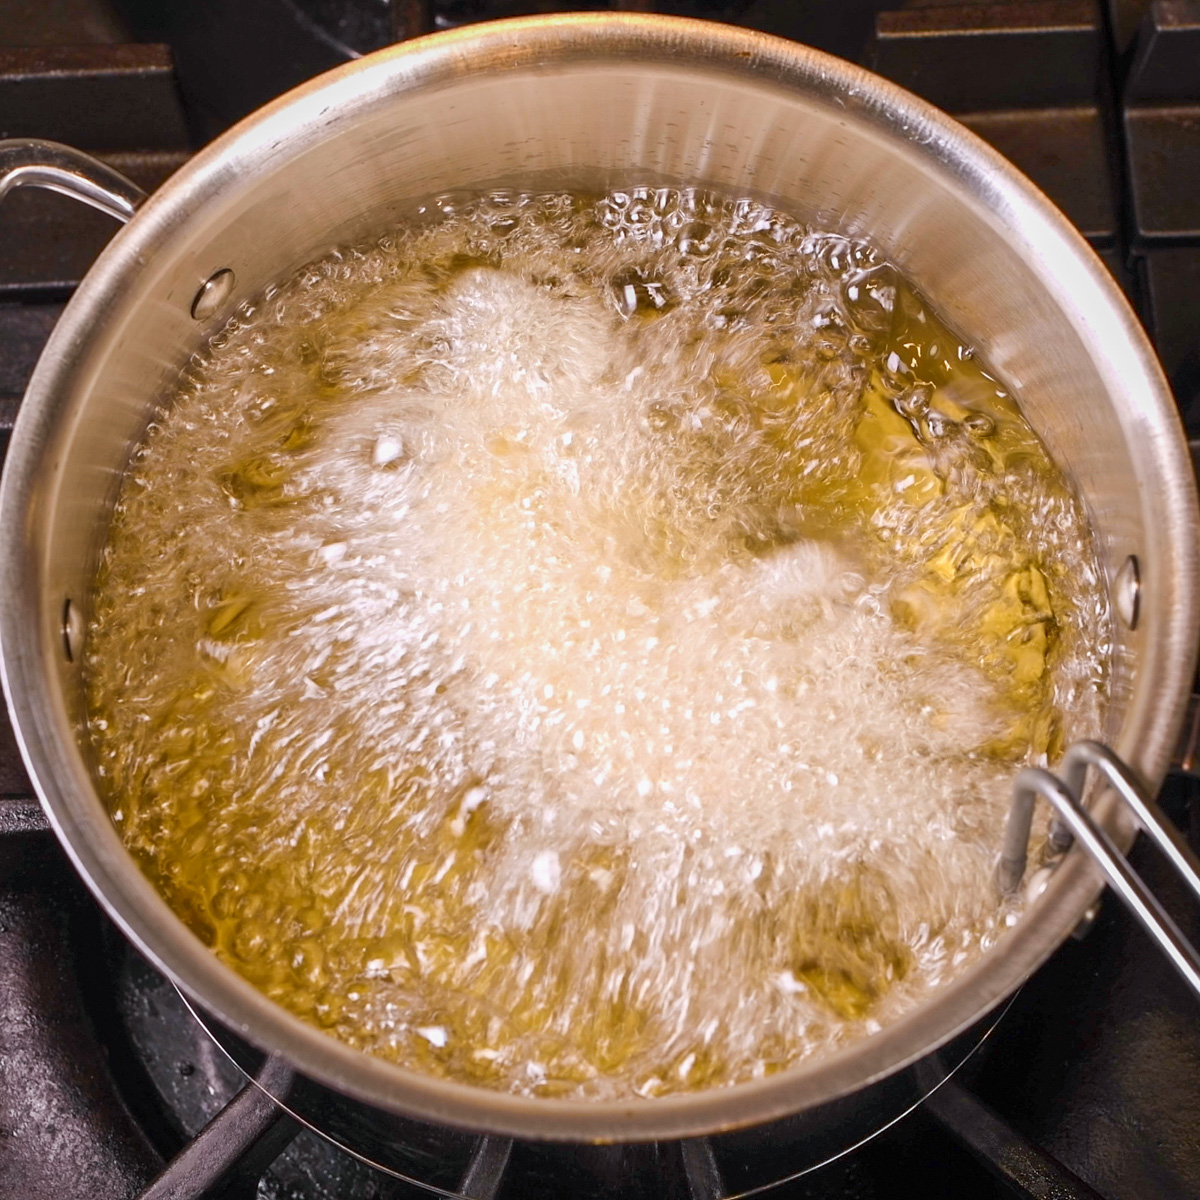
[44, 57, 1148, 750]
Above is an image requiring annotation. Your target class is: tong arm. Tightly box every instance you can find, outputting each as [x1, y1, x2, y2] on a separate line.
[998, 740, 1200, 1000]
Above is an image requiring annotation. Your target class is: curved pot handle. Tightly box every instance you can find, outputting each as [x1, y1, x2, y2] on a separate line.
[998, 740, 1200, 999]
[0, 138, 146, 224]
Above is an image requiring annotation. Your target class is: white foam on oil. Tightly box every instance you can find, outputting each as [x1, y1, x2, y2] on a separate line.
[84, 188, 1108, 1099]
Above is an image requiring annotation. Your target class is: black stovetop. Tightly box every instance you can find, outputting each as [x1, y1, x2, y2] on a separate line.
[2, 2, 1200, 1197]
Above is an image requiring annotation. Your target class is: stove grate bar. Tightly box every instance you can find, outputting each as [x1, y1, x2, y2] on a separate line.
[0, 797, 47, 835]
[135, 1056, 300, 1200]
[925, 1078, 1105, 1200]
[457, 1135, 513, 1200]
[679, 1137, 725, 1200]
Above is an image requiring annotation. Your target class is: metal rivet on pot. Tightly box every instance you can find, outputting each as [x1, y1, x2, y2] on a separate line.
[1115, 555, 1140, 630]
[191, 268, 236, 320]
[1071, 898, 1102, 941]
[62, 598, 82, 663]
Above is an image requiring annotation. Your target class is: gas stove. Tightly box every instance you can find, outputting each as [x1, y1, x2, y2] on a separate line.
[2, 2, 1200, 1197]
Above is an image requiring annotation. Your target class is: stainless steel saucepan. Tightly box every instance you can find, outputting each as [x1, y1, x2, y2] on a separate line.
[1, 14, 1197, 1152]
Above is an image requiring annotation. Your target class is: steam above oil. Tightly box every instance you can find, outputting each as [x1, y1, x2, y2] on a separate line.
[85, 188, 1109, 1099]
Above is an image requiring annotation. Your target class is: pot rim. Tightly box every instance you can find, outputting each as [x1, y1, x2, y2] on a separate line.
[3, 12, 1197, 1143]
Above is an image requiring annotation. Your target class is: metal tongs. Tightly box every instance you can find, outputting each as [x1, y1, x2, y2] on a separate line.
[998, 740, 1200, 998]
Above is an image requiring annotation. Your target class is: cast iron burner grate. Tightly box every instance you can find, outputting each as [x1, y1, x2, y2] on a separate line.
[4, 0, 1200, 1196]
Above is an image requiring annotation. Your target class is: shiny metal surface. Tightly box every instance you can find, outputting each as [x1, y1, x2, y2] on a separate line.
[1, 14, 1197, 1143]
[0, 138, 145, 222]
[1001, 743, 1200, 1000]
[182, 988, 1015, 1194]
[1115, 554, 1141, 629]
[190, 267, 237, 321]
[60, 597, 82, 664]
[1176, 693, 1200, 777]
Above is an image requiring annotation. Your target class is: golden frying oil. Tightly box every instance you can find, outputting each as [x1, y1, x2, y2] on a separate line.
[84, 188, 1109, 1099]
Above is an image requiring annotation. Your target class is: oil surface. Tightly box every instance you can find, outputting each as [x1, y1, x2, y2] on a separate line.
[85, 188, 1109, 1100]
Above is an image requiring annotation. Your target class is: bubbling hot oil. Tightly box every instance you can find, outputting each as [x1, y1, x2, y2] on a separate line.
[85, 188, 1109, 1099]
